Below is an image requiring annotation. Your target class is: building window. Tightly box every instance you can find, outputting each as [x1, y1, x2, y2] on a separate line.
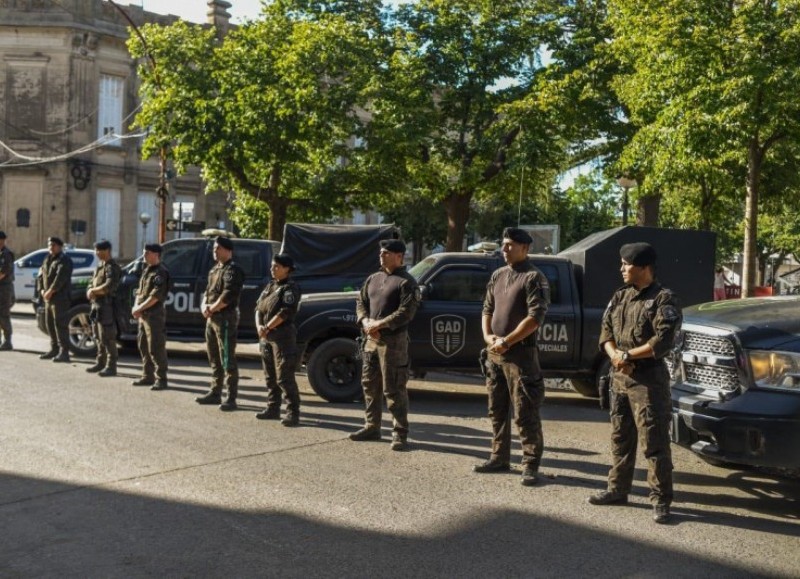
[98, 74, 125, 146]
[96, 188, 121, 256]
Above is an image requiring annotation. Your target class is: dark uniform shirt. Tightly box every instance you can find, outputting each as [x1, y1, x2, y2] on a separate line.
[89, 260, 121, 303]
[0, 246, 14, 285]
[205, 260, 245, 310]
[38, 252, 73, 298]
[483, 261, 549, 341]
[136, 263, 170, 311]
[599, 282, 682, 360]
[256, 278, 301, 328]
[356, 267, 420, 335]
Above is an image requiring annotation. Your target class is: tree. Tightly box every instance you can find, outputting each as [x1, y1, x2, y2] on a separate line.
[358, 0, 568, 252]
[129, 1, 383, 240]
[608, 0, 800, 296]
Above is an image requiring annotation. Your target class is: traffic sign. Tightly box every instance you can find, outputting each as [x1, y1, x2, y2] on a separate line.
[166, 219, 180, 232]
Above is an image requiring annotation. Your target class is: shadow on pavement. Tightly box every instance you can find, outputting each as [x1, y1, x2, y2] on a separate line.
[0, 472, 785, 578]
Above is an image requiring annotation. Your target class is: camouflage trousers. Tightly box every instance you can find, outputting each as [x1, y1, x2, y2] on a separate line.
[92, 302, 117, 368]
[206, 310, 239, 399]
[0, 284, 13, 342]
[485, 345, 546, 467]
[261, 330, 300, 416]
[360, 332, 410, 436]
[44, 297, 70, 353]
[138, 310, 168, 381]
[607, 365, 674, 506]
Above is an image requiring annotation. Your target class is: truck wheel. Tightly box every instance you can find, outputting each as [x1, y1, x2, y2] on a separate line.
[307, 337, 362, 403]
[67, 304, 97, 357]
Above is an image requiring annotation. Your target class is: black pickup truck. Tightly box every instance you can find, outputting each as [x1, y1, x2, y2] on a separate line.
[669, 297, 800, 475]
[35, 224, 398, 355]
[295, 226, 716, 402]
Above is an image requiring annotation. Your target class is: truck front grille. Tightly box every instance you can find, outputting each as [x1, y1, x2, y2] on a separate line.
[682, 362, 740, 392]
[683, 331, 736, 356]
[678, 328, 742, 393]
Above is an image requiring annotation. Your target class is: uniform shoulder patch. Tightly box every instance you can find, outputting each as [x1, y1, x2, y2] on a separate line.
[662, 305, 680, 321]
[414, 287, 422, 302]
[153, 275, 162, 286]
[282, 289, 296, 305]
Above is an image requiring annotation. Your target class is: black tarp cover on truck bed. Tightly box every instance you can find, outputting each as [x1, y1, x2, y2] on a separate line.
[280, 223, 399, 276]
[558, 226, 716, 308]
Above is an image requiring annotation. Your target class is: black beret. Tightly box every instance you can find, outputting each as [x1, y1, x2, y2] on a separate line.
[48, 236, 64, 246]
[94, 240, 111, 251]
[273, 252, 295, 271]
[620, 242, 657, 267]
[144, 243, 162, 254]
[502, 227, 533, 245]
[215, 236, 234, 250]
[380, 239, 406, 254]
[0, 231, 6, 239]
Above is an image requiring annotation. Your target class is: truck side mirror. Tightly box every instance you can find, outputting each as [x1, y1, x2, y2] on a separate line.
[419, 283, 430, 298]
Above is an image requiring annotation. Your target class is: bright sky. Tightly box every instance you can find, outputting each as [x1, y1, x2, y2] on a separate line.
[136, 0, 266, 24]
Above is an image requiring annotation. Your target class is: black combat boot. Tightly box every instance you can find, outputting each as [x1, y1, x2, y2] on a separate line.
[195, 392, 222, 405]
[219, 397, 237, 411]
[281, 414, 300, 427]
[86, 362, 105, 373]
[587, 490, 629, 506]
[473, 458, 511, 473]
[0, 341, 12, 351]
[653, 503, 671, 524]
[150, 380, 168, 391]
[390, 433, 409, 451]
[52, 351, 71, 363]
[132, 377, 155, 386]
[255, 407, 281, 420]
[98, 366, 117, 377]
[520, 465, 539, 486]
[349, 426, 381, 441]
[40, 349, 58, 360]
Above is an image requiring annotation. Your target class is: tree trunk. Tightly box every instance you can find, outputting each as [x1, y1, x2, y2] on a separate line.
[268, 196, 289, 242]
[636, 193, 661, 226]
[443, 190, 472, 252]
[742, 140, 762, 298]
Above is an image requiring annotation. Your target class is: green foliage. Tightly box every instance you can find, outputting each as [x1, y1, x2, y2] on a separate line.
[607, 0, 800, 293]
[128, 2, 383, 239]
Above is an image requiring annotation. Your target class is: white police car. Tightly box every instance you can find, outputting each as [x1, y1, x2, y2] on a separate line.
[14, 246, 98, 300]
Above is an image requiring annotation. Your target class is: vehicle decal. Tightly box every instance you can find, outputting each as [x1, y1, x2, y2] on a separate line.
[431, 314, 466, 358]
[538, 322, 569, 353]
[164, 291, 202, 313]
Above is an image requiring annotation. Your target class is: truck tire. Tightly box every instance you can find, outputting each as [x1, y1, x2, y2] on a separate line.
[570, 358, 611, 400]
[67, 304, 97, 357]
[307, 337, 362, 403]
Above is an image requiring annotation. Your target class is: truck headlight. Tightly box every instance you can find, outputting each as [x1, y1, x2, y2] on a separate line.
[747, 350, 800, 391]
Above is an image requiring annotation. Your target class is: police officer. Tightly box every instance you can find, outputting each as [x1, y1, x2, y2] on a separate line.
[255, 253, 302, 426]
[588, 242, 681, 524]
[196, 236, 245, 411]
[473, 227, 549, 486]
[0, 231, 15, 350]
[38, 236, 73, 362]
[85, 240, 122, 377]
[131, 243, 170, 390]
[350, 239, 420, 451]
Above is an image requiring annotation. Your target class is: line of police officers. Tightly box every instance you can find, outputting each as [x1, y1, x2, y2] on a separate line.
[21, 228, 681, 525]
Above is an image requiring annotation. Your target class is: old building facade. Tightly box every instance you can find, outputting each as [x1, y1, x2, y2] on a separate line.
[0, 0, 232, 259]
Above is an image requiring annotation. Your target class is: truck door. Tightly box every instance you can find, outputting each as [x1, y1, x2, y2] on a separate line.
[534, 260, 579, 368]
[160, 240, 205, 333]
[409, 264, 492, 368]
[231, 240, 271, 337]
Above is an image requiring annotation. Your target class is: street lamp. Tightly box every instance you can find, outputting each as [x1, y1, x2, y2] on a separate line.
[139, 212, 151, 251]
[617, 176, 637, 226]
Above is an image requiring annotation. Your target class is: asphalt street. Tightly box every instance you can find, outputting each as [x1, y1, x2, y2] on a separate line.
[1, 307, 799, 578]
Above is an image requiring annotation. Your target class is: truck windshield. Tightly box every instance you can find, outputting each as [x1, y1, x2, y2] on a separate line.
[408, 257, 437, 281]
